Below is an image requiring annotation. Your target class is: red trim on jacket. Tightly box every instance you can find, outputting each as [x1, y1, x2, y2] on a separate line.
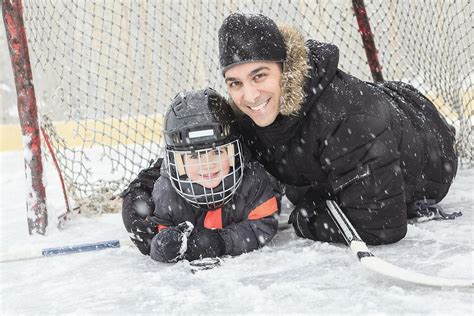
[204, 208, 223, 229]
[157, 224, 168, 232]
[203, 197, 278, 229]
[248, 196, 278, 220]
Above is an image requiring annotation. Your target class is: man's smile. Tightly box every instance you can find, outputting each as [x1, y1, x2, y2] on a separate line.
[247, 98, 270, 112]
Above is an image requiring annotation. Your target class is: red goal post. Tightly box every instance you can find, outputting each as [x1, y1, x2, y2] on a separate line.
[3, 0, 472, 233]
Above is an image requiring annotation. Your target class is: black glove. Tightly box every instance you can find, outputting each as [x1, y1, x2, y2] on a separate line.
[185, 228, 226, 261]
[288, 203, 318, 240]
[289, 199, 345, 243]
[150, 222, 194, 263]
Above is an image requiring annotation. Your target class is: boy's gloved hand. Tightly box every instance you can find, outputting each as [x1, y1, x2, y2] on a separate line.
[185, 228, 226, 261]
[150, 222, 194, 263]
[130, 217, 157, 242]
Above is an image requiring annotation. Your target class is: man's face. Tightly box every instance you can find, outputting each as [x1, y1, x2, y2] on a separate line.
[224, 61, 282, 127]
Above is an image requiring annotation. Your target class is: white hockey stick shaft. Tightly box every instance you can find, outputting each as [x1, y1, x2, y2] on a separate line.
[326, 200, 473, 287]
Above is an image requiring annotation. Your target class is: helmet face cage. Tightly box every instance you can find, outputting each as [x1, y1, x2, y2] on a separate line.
[166, 139, 244, 210]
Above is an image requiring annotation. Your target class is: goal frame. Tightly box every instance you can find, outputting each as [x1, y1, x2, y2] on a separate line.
[3, 0, 47, 235]
[4, 0, 470, 234]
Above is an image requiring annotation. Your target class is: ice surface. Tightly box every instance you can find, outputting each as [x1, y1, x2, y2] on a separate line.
[1, 149, 472, 315]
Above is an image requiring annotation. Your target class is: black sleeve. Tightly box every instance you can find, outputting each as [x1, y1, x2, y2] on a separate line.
[219, 162, 280, 256]
[121, 188, 156, 255]
[120, 158, 163, 197]
[319, 115, 407, 245]
[121, 158, 163, 255]
[219, 215, 279, 256]
[150, 175, 199, 228]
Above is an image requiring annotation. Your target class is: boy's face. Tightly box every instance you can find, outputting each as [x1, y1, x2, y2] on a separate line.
[182, 146, 231, 189]
[224, 61, 282, 127]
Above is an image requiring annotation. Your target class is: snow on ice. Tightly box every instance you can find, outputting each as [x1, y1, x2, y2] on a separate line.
[0, 149, 473, 315]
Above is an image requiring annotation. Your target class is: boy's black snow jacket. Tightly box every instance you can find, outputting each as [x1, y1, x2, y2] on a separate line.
[151, 159, 279, 256]
[238, 27, 458, 245]
[122, 155, 280, 256]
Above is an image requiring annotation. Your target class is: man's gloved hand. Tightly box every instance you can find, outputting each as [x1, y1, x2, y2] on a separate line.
[289, 199, 346, 243]
[150, 222, 194, 263]
[121, 158, 163, 255]
[185, 228, 226, 261]
[288, 203, 318, 240]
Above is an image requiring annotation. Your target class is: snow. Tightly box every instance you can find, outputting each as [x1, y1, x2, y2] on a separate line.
[1, 149, 473, 315]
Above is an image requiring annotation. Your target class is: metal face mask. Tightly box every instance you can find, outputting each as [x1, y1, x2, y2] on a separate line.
[166, 139, 244, 210]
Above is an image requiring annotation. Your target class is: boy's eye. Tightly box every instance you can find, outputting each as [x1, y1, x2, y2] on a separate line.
[187, 153, 198, 160]
[213, 148, 226, 155]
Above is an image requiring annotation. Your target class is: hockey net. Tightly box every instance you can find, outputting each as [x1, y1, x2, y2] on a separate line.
[11, 0, 473, 213]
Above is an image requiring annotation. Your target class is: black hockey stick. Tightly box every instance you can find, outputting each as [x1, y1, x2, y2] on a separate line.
[325, 200, 473, 287]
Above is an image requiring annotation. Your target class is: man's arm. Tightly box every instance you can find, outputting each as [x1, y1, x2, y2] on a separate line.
[320, 115, 407, 245]
[121, 158, 163, 255]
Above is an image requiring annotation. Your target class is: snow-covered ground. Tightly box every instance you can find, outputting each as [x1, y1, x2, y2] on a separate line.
[1, 149, 473, 315]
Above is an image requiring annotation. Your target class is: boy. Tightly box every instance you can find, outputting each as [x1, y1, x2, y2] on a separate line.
[122, 88, 280, 262]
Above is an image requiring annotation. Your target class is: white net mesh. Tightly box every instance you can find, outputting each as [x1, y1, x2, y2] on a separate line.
[17, 0, 473, 210]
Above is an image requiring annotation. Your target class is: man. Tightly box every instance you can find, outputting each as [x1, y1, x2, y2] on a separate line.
[123, 13, 458, 249]
[218, 13, 458, 245]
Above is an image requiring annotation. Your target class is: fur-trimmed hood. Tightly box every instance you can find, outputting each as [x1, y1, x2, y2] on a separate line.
[278, 25, 341, 116]
[277, 25, 310, 116]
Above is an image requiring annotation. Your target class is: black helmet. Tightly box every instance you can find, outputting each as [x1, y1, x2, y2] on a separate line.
[165, 88, 239, 151]
[164, 88, 244, 210]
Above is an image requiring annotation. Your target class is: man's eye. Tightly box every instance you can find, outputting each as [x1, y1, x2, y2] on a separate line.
[228, 81, 241, 88]
[253, 73, 267, 81]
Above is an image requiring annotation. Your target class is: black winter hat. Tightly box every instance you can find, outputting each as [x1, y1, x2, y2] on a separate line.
[218, 13, 287, 71]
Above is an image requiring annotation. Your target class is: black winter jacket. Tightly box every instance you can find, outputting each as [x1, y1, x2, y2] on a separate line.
[122, 154, 281, 256]
[238, 30, 457, 245]
[150, 159, 279, 256]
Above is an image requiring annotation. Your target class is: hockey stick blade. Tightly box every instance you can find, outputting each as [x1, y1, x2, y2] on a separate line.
[326, 200, 473, 288]
[0, 238, 134, 263]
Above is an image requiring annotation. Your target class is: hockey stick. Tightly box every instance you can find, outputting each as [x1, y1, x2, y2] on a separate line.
[0, 238, 134, 263]
[326, 200, 473, 287]
[1, 221, 291, 263]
